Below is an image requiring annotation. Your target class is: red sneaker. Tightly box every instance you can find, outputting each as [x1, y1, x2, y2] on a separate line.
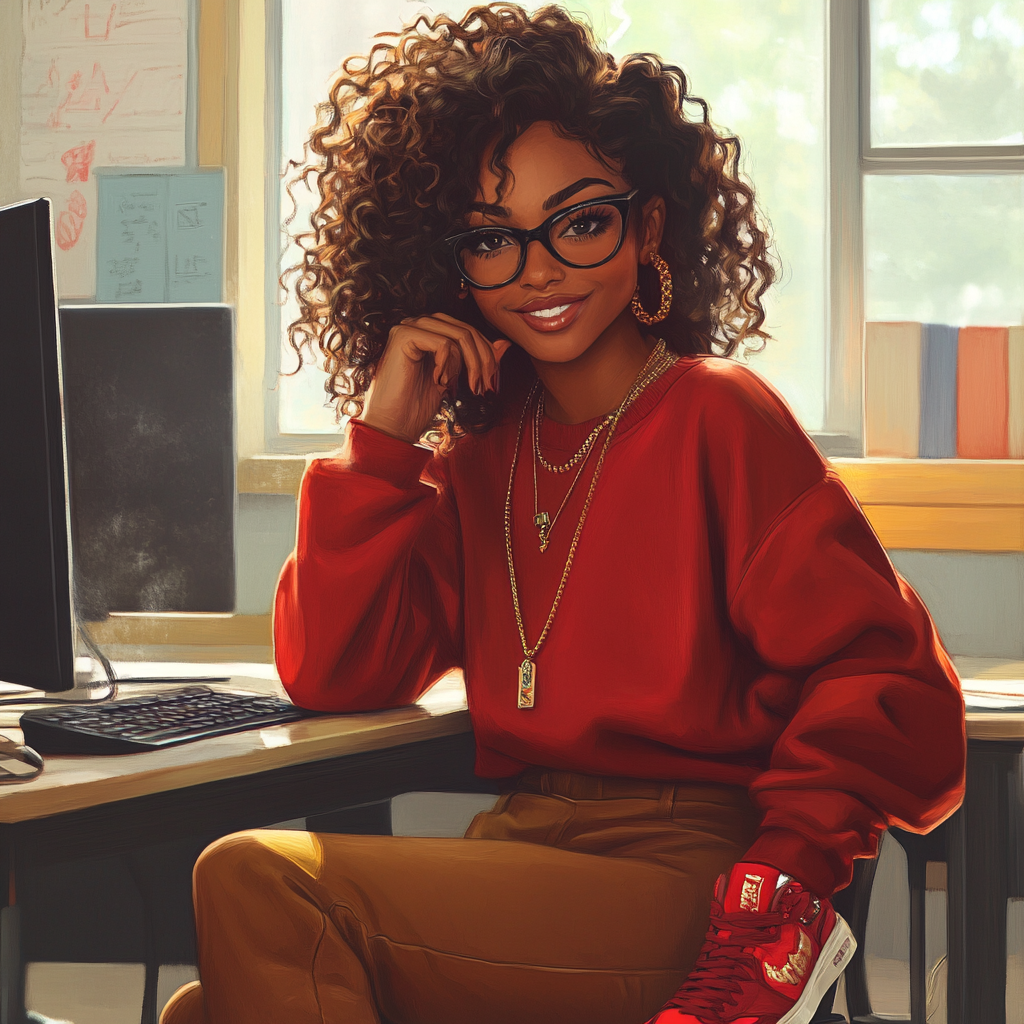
[645, 862, 856, 1024]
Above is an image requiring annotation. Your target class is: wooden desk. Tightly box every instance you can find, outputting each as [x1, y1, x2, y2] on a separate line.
[0, 670, 495, 1024]
[839, 674, 1024, 1024]
[947, 713, 1024, 1024]
[0, 672, 473, 826]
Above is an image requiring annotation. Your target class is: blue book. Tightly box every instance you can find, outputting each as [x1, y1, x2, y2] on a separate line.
[919, 323, 958, 458]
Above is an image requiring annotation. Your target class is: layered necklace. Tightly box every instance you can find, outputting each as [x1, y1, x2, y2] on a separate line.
[504, 339, 676, 708]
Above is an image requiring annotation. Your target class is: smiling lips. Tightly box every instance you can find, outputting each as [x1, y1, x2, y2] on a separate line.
[512, 294, 588, 333]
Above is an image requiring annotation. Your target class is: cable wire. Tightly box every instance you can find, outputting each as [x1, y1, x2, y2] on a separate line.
[0, 619, 118, 708]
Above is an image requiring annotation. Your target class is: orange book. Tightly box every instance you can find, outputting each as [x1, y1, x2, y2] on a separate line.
[957, 327, 1009, 458]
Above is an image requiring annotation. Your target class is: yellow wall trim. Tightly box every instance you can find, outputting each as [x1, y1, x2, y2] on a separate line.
[238, 454, 307, 495]
[862, 505, 1024, 552]
[831, 459, 1024, 507]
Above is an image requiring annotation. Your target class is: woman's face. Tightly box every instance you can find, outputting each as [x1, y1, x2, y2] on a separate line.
[464, 121, 664, 366]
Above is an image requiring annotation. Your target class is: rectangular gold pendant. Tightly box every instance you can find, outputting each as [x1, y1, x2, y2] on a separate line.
[517, 658, 536, 709]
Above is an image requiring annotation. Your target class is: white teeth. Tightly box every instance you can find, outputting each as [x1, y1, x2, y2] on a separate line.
[526, 304, 571, 318]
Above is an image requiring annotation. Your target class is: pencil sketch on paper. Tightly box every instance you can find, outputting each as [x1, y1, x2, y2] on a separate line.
[20, 0, 188, 298]
[95, 170, 223, 303]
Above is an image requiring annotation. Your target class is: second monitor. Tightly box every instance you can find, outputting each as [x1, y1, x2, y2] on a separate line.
[60, 303, 236, 621]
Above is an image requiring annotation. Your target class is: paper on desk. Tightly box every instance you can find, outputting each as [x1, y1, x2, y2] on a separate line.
[961, 677, 1024, 712]
[96, 170, 224, 302]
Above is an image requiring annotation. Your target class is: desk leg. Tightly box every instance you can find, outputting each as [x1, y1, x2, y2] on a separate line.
[0, 839, 25, 1024]
[907, 845, 927, 1024]
[947, 741, 1021, 1024]
[125, 856, 163, 1024]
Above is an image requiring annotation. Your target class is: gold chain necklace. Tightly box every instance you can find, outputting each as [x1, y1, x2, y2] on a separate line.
[530, 339, 670, 553]
[506, 340, 675, 708]
[533, 398, 614, 474]
[532, 420, 595, 553]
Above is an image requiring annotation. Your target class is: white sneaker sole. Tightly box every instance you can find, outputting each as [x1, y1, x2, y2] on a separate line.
[776, 913, 857, 1024]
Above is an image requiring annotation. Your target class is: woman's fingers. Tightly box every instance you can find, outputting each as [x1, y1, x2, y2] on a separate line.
[427, 313, 491, 391]
[395, 320, 462, 389]
[415, 309, 503, 393]
[406, 314, 486, 394]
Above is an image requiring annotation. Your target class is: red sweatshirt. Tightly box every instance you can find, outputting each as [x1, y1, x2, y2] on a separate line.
[274, 354, 966, 896]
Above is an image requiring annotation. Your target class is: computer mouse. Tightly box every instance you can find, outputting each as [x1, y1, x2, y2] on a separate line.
[0, 734, 43, 780]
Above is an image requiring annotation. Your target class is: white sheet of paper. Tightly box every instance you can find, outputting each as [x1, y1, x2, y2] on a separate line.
[20, 0, 188, 298]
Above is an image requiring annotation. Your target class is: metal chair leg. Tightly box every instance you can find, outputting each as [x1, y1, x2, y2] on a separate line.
[832, 857, 877, 1022]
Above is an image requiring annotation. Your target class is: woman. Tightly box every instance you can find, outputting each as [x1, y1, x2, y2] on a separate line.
[162, 6, 965, 1024]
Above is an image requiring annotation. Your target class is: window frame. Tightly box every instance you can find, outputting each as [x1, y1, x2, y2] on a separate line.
[262, 0, 349, 453]
[820, 0, 1024, 456]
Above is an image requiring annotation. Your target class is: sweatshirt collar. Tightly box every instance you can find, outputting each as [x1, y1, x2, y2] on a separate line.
[532, 355, 691, 452]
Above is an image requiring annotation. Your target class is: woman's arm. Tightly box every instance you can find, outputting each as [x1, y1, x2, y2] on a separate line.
[730, 474, 966, 897]
[274, 419, 464, 712]
[703, 361, 966, 897]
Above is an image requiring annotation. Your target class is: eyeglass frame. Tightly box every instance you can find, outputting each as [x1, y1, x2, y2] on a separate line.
[444, 188, 640, 290]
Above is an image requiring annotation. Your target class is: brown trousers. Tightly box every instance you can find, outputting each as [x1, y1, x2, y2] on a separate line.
[160, 771, 760, 1024]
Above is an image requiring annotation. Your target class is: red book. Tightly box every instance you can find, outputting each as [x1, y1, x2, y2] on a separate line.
[957, 326, 1009, 458]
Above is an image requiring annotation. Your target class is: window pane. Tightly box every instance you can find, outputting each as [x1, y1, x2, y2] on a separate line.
[864, 175, 1024, 323]
[870, 0, 1024, 148]
[279, 1, 826, 432]
[573, 0, 827, 428]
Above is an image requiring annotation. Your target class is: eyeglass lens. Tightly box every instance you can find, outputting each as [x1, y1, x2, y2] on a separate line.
[454, 201, 626, 287]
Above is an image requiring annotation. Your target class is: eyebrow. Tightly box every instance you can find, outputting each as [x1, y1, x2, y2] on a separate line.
[466, 177, 616, 220]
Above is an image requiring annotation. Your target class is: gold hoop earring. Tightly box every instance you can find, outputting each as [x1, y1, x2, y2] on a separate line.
[458, 278, 469, 300]
[630, 253, 672, 325]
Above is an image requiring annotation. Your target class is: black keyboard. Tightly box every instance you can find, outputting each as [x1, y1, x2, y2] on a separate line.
[20, 687, 318, 754]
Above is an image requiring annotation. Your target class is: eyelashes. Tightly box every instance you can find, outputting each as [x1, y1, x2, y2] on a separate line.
[559, 208, 615, 240]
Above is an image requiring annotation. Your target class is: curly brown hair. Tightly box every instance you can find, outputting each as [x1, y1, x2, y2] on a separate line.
[285, 3, 776, 451]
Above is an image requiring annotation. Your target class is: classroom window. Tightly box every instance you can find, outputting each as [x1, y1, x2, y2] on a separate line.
[862, 0, 1024, 327]
[864, 174, 1024, 324]
[869, 0, 1024, 148]
[271, 0, 828, 440]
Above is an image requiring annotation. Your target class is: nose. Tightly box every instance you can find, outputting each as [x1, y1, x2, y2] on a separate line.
[518, 237, 565, 290]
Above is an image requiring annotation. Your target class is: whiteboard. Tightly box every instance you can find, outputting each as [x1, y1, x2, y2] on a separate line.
[20, 0, 189, 299]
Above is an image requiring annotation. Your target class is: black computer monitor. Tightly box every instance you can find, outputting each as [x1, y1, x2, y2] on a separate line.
[0, 198, 77, 692]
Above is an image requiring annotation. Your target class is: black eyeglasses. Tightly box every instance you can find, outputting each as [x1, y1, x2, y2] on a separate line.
[445, 189, 638, 290]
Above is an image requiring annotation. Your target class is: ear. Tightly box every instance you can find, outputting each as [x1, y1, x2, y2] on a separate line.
[638, 195, 667, 263]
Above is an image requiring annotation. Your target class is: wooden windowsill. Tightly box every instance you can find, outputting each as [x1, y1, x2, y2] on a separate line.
[85, 613, 273, 664]
[237, 453, 309, 496]
[238, 455, 1024, 552]
[830, 459, 1024, 506]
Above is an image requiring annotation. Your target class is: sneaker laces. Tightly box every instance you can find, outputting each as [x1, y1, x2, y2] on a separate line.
[662, 899, 786, 1014]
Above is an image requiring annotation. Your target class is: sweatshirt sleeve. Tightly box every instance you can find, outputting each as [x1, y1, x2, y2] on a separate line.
[273, 418, 464, 712]
[700, 362, 966, 897]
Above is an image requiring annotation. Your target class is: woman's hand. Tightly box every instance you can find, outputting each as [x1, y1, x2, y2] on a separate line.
[359, 313, 513, 444]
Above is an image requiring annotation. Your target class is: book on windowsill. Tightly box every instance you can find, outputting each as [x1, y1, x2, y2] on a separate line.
[1010, 326, 1024, 459]
[864, 321, 921, 458]
[863, 321, 1022, 460]
[957, 326, 1009, 459]
[920, 323, 958, 459]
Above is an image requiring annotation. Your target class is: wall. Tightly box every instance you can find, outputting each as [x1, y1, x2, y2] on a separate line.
[0, 3, 22, 206]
